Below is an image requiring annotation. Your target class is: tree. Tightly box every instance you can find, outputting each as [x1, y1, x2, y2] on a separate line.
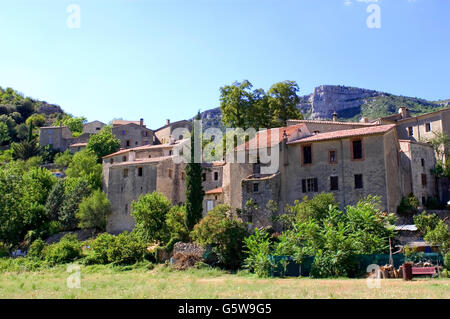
[86, 125, 120, 161]
[59, 179, 92, 230]
[427, 131, 449, 162]
[45, 180, 66, 221]
[220, 80, 255, 129]
[54, 150, 73, 169]
[76, 190, 112, 230]
[11, 121, 41, 160]
[424, 220, 449, 254]
[0, 122, 10, 144]
[184, 113, 205, 231]
[267, 81, 303, 127]
[25, 114, 46, 127]
[65, 149, 102, 190]
[191, 205, 248, 269]
[166, 205, 189, 242]
[54, 115, 86, 135]
[131, 192, 172, 243]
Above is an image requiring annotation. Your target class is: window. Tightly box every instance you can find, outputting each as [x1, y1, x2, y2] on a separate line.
[122, 130, 125, 136]
[169, 150, 173, 156]
[253, 183, 259, 193]
[168, 169, 173, 179]
[126, 140, 130, 147]
[421, 158, 425, 167]
[302, 145, 312, 165]
[179, 135, 183, 140]
[352, 140, 363, 160]
[408, 127, 413, 136]
[329, 150, 337, 164]
[302, 178, 318, 193]
[330, 176, 339, 191]
[425, 123, 431, 132]
[135, 141, 138, 145]
[206, 200, 214, 212]
[214, 171, 219, 181]
[125, 204, 128, 214]
[123, 169, 129, 178]
[202, 173, 206, 182]
[421, 174, 427, 186]
[355, 174, 363, 189]
[122, 156, 127, 162]
[138, 167, 143, 177]
[422, 197, 426, 206]
[110, 158, 114, 164]
[96, 127, 101, 131]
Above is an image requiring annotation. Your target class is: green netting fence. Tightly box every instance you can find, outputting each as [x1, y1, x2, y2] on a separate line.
[269, 253, 444, 277]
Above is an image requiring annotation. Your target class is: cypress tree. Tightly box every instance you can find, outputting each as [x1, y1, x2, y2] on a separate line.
[184, 112, 205, 231]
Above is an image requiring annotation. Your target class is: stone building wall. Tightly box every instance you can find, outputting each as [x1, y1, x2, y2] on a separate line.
[112, 123, 153, 149]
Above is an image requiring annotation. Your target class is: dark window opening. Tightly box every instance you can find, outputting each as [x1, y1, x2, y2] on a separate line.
[421, 174, 427, 186]
[110, 158, 114, 164]
[253, 183, 259, 193]
[302, 145, 312, 164]
[421, 158, 425, 167]
[330, 176, 339, 191]
[425, 123, 431, 132]
[202, 173, 206, 182]
[302, 178, 318, 193]
[214, 171, 219, 181]
[122, 156, 127, 162]
[329, 150, 337, 163]
[126, 140, 130, 147]
[352, 140, 363, 160]
[123, 169, 129, 178]
[138, 167, 143, 177]
[355, 174, 363, 189]
[408, 127, 413, 136]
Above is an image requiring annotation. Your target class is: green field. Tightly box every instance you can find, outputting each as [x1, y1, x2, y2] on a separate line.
[0, 264, 448, 299]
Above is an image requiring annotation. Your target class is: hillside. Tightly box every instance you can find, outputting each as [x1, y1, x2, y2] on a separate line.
[197, 85, 448, 129]
[0, 86, 65, 144]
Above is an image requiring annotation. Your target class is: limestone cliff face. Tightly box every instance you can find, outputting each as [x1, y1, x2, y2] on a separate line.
[299, 85, 385, 119]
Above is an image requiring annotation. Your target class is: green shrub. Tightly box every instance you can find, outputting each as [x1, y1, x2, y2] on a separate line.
[425, 197, 440, 210]
[413, 212, 440, 235]
[444, 252, 450, 271]
[397, 193, 419, 216]
[310, 250, 357, 278]
[42, 234, 83, 265]
[191, 205, 247, 269]
[243, 228, 274, 277]
[27, 239, 47, 259]
[106, 231, 147, 265]
[76, 190, 112, 231]
[84, 233, 115, 265]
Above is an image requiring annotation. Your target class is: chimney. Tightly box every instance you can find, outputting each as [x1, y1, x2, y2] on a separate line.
[398, 106, 410, 119]
[332, 111, 338, 122]
[166, 119, 170, 126]
[140, 118, 144, 127]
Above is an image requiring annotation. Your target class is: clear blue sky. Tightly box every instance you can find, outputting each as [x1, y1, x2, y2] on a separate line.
[0, 0, 449, 128]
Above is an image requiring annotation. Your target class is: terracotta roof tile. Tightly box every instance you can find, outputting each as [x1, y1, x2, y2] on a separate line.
[236, 124, 305, 150]
[287, 124, 396, 144]
[205, 187, 223, 195]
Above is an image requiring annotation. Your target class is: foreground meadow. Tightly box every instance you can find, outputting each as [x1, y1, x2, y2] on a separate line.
[0, 264, 448, 299]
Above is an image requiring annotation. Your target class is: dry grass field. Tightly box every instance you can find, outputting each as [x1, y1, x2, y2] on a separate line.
[0, 264, 448, 299]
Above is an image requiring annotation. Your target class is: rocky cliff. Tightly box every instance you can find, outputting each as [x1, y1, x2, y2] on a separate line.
[197, 85, 447, 129]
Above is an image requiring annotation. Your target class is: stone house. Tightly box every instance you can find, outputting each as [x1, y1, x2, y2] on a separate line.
[111, 120, 154, 149]
[83, 120, 106, 134]
[38, 126, 74, 152]
[154, 119, 192, 144]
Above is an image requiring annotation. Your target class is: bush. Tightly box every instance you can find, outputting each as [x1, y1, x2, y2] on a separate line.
[42, 234, 83, 265]
[426, 197, 440, 210]
[76, 190, 112, 230]
[191, 205, 247, 269]
[84, 233, 115, 265]
[397, 193, 419, 216]
[310, 250, 357, 278]
[131, 192, 172, 244]
[243, 228, 274, 277]
[27, 239, 47, 259]
[106, 231, 147, 265]
[413, 212, 440, 235]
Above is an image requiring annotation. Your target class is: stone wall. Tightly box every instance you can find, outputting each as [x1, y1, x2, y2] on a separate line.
[112, 123, 153, 149]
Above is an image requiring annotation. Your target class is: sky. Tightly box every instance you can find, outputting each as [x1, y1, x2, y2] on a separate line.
[0, 0, 449, 128]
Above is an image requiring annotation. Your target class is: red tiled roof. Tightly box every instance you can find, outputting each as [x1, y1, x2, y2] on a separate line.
[110, 156, 174, 167]
[287, 119, 377, 126]
[103, 139, 188, 159]
[236, 124, 305, 150]
[205, 187, 223, 195]
[287, 124, 396, 144]
[112, 120, 143, 126]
